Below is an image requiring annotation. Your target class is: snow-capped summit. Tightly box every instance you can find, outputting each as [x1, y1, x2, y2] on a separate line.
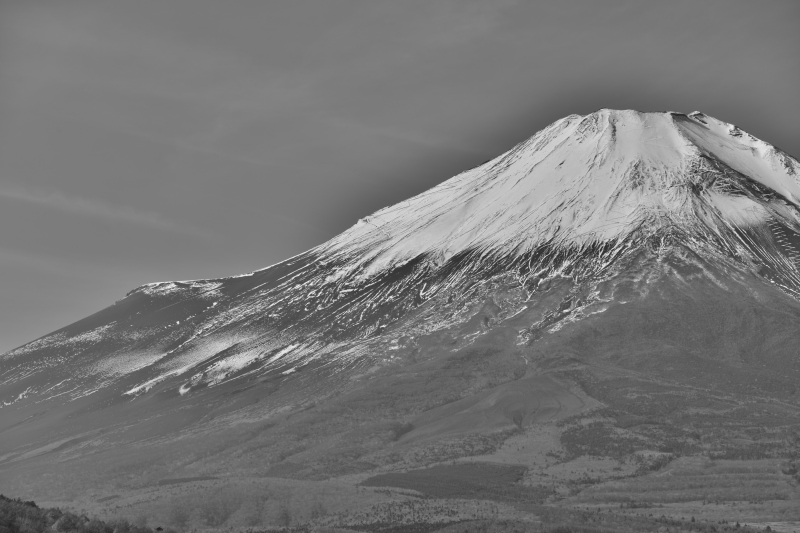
[320, 109, 800, 278]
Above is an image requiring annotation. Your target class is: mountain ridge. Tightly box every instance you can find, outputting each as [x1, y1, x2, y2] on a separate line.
[104, 108, 800, 296]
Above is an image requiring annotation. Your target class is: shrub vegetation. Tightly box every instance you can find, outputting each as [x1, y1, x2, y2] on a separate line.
[0, 495, 174, 533]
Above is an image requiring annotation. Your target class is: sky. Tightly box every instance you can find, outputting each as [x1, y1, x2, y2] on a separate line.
[0, 0, 798, 353]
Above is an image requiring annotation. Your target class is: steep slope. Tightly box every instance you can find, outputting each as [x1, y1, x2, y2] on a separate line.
[1, 110, 800, 523]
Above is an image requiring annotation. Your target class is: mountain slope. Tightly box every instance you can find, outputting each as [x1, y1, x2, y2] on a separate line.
[1, 110, 799, 528]
[4, 110, 800, 406]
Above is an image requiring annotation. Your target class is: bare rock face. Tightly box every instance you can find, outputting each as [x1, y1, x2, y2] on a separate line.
[2, 111, 800, 522]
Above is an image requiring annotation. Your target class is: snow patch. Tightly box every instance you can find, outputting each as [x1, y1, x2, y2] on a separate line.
[1, 386, 33, 408]
[89, 349, 168, 377]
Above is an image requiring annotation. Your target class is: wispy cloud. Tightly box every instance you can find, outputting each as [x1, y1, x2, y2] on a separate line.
[0, 245, 98, 279]
[0, 182, 211, 238]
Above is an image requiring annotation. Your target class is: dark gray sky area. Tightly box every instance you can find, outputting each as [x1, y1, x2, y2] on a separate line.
[0, 0, 798, 352]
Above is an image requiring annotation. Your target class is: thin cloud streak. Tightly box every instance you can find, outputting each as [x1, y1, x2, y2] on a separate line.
[0, 182, 211, 238]
[0, 245, 104, 280]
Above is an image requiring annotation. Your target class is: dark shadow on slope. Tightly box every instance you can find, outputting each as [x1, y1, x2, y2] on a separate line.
[361, 462, 552, 503]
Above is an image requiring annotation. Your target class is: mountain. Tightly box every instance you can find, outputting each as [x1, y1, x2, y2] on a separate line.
[1, 109, 799, 530]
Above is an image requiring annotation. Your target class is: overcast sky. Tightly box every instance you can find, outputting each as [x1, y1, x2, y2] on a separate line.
[0, 0, 798, 353]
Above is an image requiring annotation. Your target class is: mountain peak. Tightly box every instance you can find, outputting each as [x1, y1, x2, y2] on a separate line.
[319, 110, 800, 279]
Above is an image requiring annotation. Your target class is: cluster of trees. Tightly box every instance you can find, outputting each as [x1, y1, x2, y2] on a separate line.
[0, 495, 174, 533]
[162, 486, 328, 529]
